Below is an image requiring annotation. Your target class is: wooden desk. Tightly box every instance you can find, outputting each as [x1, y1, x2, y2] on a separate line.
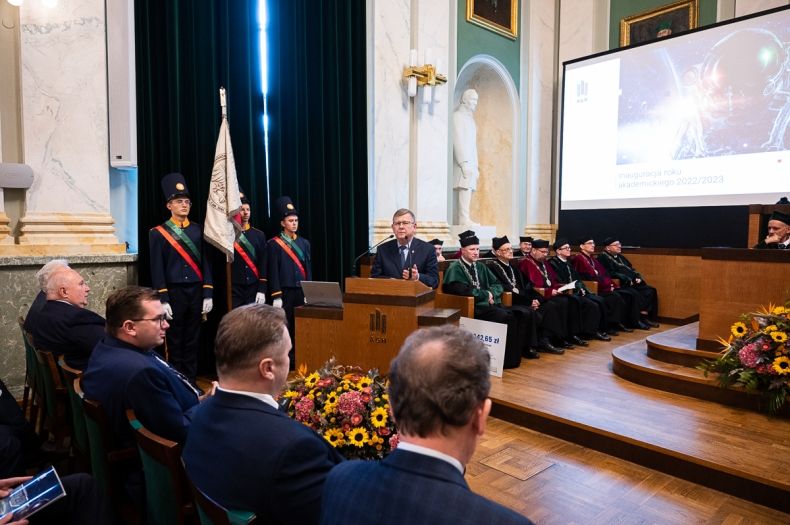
[295, 278, 459, 374]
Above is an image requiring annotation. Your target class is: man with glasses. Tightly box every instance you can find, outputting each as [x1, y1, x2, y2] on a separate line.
[83, 286, 212, 447]
[370, 209, 439, 289]
[148, 173, 213, 383]
[598, 237, 659, 327]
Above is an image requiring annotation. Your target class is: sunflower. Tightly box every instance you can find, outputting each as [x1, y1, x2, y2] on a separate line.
[281, 390, 299, 399]
[322, 402, 337, 416]
[370, 407, 389, 428]
[764, 325, 778, 333]
[772, 306, 786, 315]
[323, 428, 345, 447]
[346, 427, 370, 448]
[304, 372, 321, 388]
[772, 356, 790, 375]
[325, 391, 339, 405]
[771, 331, 788, 344]
[730, 322, 748, 338]
[356, 376, 373, 390]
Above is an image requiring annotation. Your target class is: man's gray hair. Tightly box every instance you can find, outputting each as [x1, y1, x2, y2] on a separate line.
[36, 259, 69, 291]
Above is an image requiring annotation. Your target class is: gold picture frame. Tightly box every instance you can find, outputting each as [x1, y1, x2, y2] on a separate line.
[466, 0, 518, 40]
[620, 0, 698, 47]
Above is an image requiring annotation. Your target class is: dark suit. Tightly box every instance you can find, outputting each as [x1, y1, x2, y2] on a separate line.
[320, 449, 533, 525]
[370, 238, 439, 289]
[23, 290, 47, 333]
[183, 389, 343, 525]
[29, 300, 106, 370]
[82, 335, 200, 446]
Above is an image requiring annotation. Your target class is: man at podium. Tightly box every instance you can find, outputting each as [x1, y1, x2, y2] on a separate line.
[370, 208, 439, 288]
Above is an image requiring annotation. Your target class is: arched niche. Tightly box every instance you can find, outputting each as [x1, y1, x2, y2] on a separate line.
[454, 55, 519, 235]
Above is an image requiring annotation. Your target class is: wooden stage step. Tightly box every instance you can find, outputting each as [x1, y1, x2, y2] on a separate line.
[488, 326, 790, 513]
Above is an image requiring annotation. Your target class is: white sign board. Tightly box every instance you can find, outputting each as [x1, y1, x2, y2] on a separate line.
[459, 317, 508, 377]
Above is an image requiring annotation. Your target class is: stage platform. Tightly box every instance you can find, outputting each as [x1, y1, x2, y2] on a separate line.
[489, 323, 790, 513]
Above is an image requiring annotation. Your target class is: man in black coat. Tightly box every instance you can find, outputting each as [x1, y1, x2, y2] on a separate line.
[370, 208, 439, 289]
[753, 210, 790, 249]
[230, 190, 267, 308]
[598, 237, 659, 326]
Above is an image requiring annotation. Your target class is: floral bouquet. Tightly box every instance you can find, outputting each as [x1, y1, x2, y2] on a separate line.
[700, 302, 790, 414]
[279, 359, 399, 460]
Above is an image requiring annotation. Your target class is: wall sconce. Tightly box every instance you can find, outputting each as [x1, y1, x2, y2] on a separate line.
[403, 48, 447, 104]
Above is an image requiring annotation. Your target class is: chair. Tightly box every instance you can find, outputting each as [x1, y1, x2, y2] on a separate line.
[59, 359, 90, 470]
[33, 348, 70, 449]
[182, 463, 256, 525]
[77, 378, 138, 517]
[126, 409, 195, 525]
[18, 317, 41, 428]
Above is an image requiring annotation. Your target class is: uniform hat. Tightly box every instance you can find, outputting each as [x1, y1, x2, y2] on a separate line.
[428, 238, 444, 246]
[769, 210, 790, 226]
[577, 236, 595, 245]
[532, 239, 550, 249]
[552, 238, 570, 251]
[274, 196, 298, 219]
[239, 187, 250, 205]
[161, 172, 190, 202]
[519, 236, 533, 243]
[492, 235, 510, 250]
[458, 230, 479, 247]
[601, 237, 619, 247]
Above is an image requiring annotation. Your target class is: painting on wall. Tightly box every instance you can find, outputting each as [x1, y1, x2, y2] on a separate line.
[620, 0, 699, 47]
[466, 0, 518, 40]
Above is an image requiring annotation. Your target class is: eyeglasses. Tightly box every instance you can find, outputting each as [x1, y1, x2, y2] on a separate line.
[131, 315, 168, 326]
[392, 221, 414, 227]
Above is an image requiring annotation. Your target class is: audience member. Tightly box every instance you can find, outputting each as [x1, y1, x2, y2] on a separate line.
[429, 238, 446, 263]
[0, 378, 41, 478]
[319, 325, 534, 525]
[370, 209, 439, 288]
[23, 259, 69, 333]
[598, 237, 659, 327]
[183, 304, 342, 525]
[82, 286, 203, 446]
[517, 236, 533, 257]
[753, 210, 790, 249]
[443, 230, 541, 366]
[28, 267, 105, 369]
[230, 190, 267, 308]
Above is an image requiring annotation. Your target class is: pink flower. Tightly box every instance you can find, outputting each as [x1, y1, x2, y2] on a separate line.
[360, 393, 372, 403]
[377, 426, 391, 436]
[350, 413, 363, 426]
[295, 397, 314, 422]
[337, 390, 365, 417]
[738, 343, 760, 368]
[389, 433, 399, 449]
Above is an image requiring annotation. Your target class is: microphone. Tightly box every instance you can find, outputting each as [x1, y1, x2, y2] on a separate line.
[352, 234, 395, 276]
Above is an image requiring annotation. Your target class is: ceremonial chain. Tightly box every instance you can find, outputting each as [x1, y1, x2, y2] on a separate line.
[527, 258, 551, 287]
[460, 261, 481, 289]
[582, 254, 599, 276]
[497, 260, 518, 291]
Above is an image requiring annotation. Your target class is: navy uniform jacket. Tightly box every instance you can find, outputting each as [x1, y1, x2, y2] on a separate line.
[148, 219, 213, 303]
[320, 449, 533, 525]
[265, 234, 312, 299]
[231, 226, 267, 293]
[370, 238, 439, 289]
[82, 335, 199, 445]
[29, 300, 105, 370]
[183, 389, 342, 525]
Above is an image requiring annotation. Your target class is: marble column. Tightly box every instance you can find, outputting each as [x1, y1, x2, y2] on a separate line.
[14, 0, 124, 256]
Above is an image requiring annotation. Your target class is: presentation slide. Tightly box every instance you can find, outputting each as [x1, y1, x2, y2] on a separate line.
[561, 7, 790, 210]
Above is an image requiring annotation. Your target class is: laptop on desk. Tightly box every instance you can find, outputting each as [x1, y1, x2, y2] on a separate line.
[300, 281, 343, 308]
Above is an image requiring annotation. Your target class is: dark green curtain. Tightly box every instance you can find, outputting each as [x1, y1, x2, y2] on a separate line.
[266, 0, 369, 282]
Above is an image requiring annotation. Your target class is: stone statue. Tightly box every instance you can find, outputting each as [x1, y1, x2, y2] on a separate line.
[452, 89, 479, 226]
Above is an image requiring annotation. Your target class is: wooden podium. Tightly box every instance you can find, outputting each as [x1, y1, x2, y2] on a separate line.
[295, 278, 460, 374]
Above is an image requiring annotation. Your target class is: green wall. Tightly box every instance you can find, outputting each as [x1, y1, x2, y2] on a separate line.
[456, 0, 520, 88]
[609, 0, 719, 49]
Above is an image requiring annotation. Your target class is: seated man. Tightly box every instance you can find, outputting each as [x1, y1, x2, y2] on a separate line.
[183, 304, 343, 525]
[443, 230, 541, 366]
[571, 237, 649, 331]
[0, 378, 42, 478]
[370, 208, 439, 288]
[429, 238, 446, 262]
[320, 325, 534, 525]
[29, 267, 105, 370]
[23, 259, 69, 333]
[753, 210, 790, 249]
[487, 236, 566, 353]
[517, 236, 533, 257]
[82, 286, 203, 446]
[597, 237, 659, 327]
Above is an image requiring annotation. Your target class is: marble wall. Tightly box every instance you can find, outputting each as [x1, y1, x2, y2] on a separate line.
[0, 254, 137, 397]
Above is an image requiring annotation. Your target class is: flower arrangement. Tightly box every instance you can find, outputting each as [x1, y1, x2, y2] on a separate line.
[279, 359, 399, 460]
[700, 302, 790, 414]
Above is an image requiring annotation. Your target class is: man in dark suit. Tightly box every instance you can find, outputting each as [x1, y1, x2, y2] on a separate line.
[183, 304, 343, 525]
[82, 286, 204, 447]
[29, 267, 105, 370]
[370, 208, 439, 289]
[23, 258, 69, 333]
[753, 210, 790, 249]
[320, 325, 534, 525]
[598, 237, 659, 327]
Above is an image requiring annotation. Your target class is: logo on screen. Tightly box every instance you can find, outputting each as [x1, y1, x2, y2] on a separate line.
[576, 80, 588, 103]
[369, 309, 387, 343]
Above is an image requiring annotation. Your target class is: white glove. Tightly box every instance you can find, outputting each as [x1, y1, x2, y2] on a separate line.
[255, 292, 266, 304]
[202, 298, 213, 315]
[162, 302, 173, 320]
[273, 298, 283, 308]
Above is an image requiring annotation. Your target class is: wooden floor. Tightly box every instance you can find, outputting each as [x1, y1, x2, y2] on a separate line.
[478, 324, 790, 521]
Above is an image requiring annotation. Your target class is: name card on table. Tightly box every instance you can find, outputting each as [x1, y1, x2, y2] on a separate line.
[459, 317, 508, 377]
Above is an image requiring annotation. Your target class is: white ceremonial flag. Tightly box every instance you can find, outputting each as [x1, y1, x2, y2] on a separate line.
[204, 88, 243, 261]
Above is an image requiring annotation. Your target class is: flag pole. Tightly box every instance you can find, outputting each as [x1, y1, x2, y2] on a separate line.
[220, 87, 233, 313]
